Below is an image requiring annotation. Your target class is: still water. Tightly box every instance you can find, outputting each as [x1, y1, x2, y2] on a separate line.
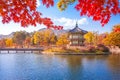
[0, 53, 120, 80]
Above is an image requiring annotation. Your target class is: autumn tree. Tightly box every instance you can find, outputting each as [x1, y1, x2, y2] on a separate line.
[33, 31, 43, 45]
[103, 32, 120, 47]
[33, 29, 57, 46]
[112, 24, 120, 32]
[43, 29, 57, 45]
[12, 31, 29, 46]
[56, 33, 69, 46]
[0, 0, 120, 28]
[0, 0, 63, 29]
[0, 38, 6, 48]
[57, 0, 120, 26]
[84, 32, 95, 45]
[50, 34, 57, 44]
[103, 24, 120, 47]
[5, 38, 13, 47]
[97, 33, 108, 44]
[24, 37, 31, 48]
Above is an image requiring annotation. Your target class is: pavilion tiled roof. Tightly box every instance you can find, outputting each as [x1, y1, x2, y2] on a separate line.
[69, 23, 87, 34]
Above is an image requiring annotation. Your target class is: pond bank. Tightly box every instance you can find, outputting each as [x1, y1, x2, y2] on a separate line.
[41, 51, 110, 55]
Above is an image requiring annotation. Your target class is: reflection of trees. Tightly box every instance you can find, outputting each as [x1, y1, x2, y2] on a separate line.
[84, 55, 108, 61]
[57, 55, 109, 70]
[58, 55, 82, 69]
[107, 55, 120, 72]
[57, 55, 83, 80]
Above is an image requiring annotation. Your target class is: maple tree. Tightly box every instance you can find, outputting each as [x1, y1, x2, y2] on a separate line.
[97, 33, 108, 44]
[0, 0, 120, 29]
[0, 0, 63, 29]
[113, 24, 120, 32]
[58, 0, 120, 26]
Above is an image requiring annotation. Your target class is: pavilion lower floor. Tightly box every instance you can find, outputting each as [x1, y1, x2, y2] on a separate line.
[70, 40, 84, 46]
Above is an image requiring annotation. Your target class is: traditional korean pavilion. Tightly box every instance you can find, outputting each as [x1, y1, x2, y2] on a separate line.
[69, 23, 87, 46]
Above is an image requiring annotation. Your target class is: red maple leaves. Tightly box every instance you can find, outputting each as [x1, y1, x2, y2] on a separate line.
[0, 0, 120, 29]
[75, 0, 120, 26]
[0, 0, 63, 30]
[42, 0, 54, 7]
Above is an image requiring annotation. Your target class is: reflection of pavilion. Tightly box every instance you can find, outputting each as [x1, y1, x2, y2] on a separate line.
[69, 23, 87, 46]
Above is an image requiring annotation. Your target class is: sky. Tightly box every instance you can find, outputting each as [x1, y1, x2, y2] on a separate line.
[0, 0, 120, 35]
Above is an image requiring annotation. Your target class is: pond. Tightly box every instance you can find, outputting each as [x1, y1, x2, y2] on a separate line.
[0, 53, 120, 80]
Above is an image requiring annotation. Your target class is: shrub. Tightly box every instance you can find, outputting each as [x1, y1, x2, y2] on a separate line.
[87, 46, 96, 52]
[96, 44, 109, 52]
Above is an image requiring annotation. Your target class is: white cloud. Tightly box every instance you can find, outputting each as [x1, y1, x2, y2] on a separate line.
[53, 17, 88, 28]
[36, 0, 40, 7]
[0, 17, 46, 35]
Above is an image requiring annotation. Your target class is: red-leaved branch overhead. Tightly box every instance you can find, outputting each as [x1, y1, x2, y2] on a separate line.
[0, 0, 63, 30]
[0, 0, 120, 29]
[75, 0, 120, 26]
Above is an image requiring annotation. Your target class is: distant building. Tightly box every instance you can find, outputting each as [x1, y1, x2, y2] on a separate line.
[69, 23, 87, 46]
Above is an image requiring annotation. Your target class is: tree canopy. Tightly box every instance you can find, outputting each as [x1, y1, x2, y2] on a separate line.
[12, 31, 29, 45]
[0, 0, 120, 28]
[112, 24, 120, 32]
[103, 32, 120, 47]
[103, 24, 120, 47]
[84, 32, 95, 45]
[33, 29, 57, 45]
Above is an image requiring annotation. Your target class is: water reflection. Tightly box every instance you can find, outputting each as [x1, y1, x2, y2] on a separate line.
[56, 55, 120, 80]
[0, 54, 119, 80]
[107, 55, 120, 70]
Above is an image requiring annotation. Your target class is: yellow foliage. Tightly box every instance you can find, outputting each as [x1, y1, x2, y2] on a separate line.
[56, 33, 69, 46]
[33, 32, 41, 45]
[5, 38, 13, 47]
[33, 29, 56, 45]
[84, 32, 95, 44]
[103, 32, 120, 47]
[57, 0, 76, 11]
